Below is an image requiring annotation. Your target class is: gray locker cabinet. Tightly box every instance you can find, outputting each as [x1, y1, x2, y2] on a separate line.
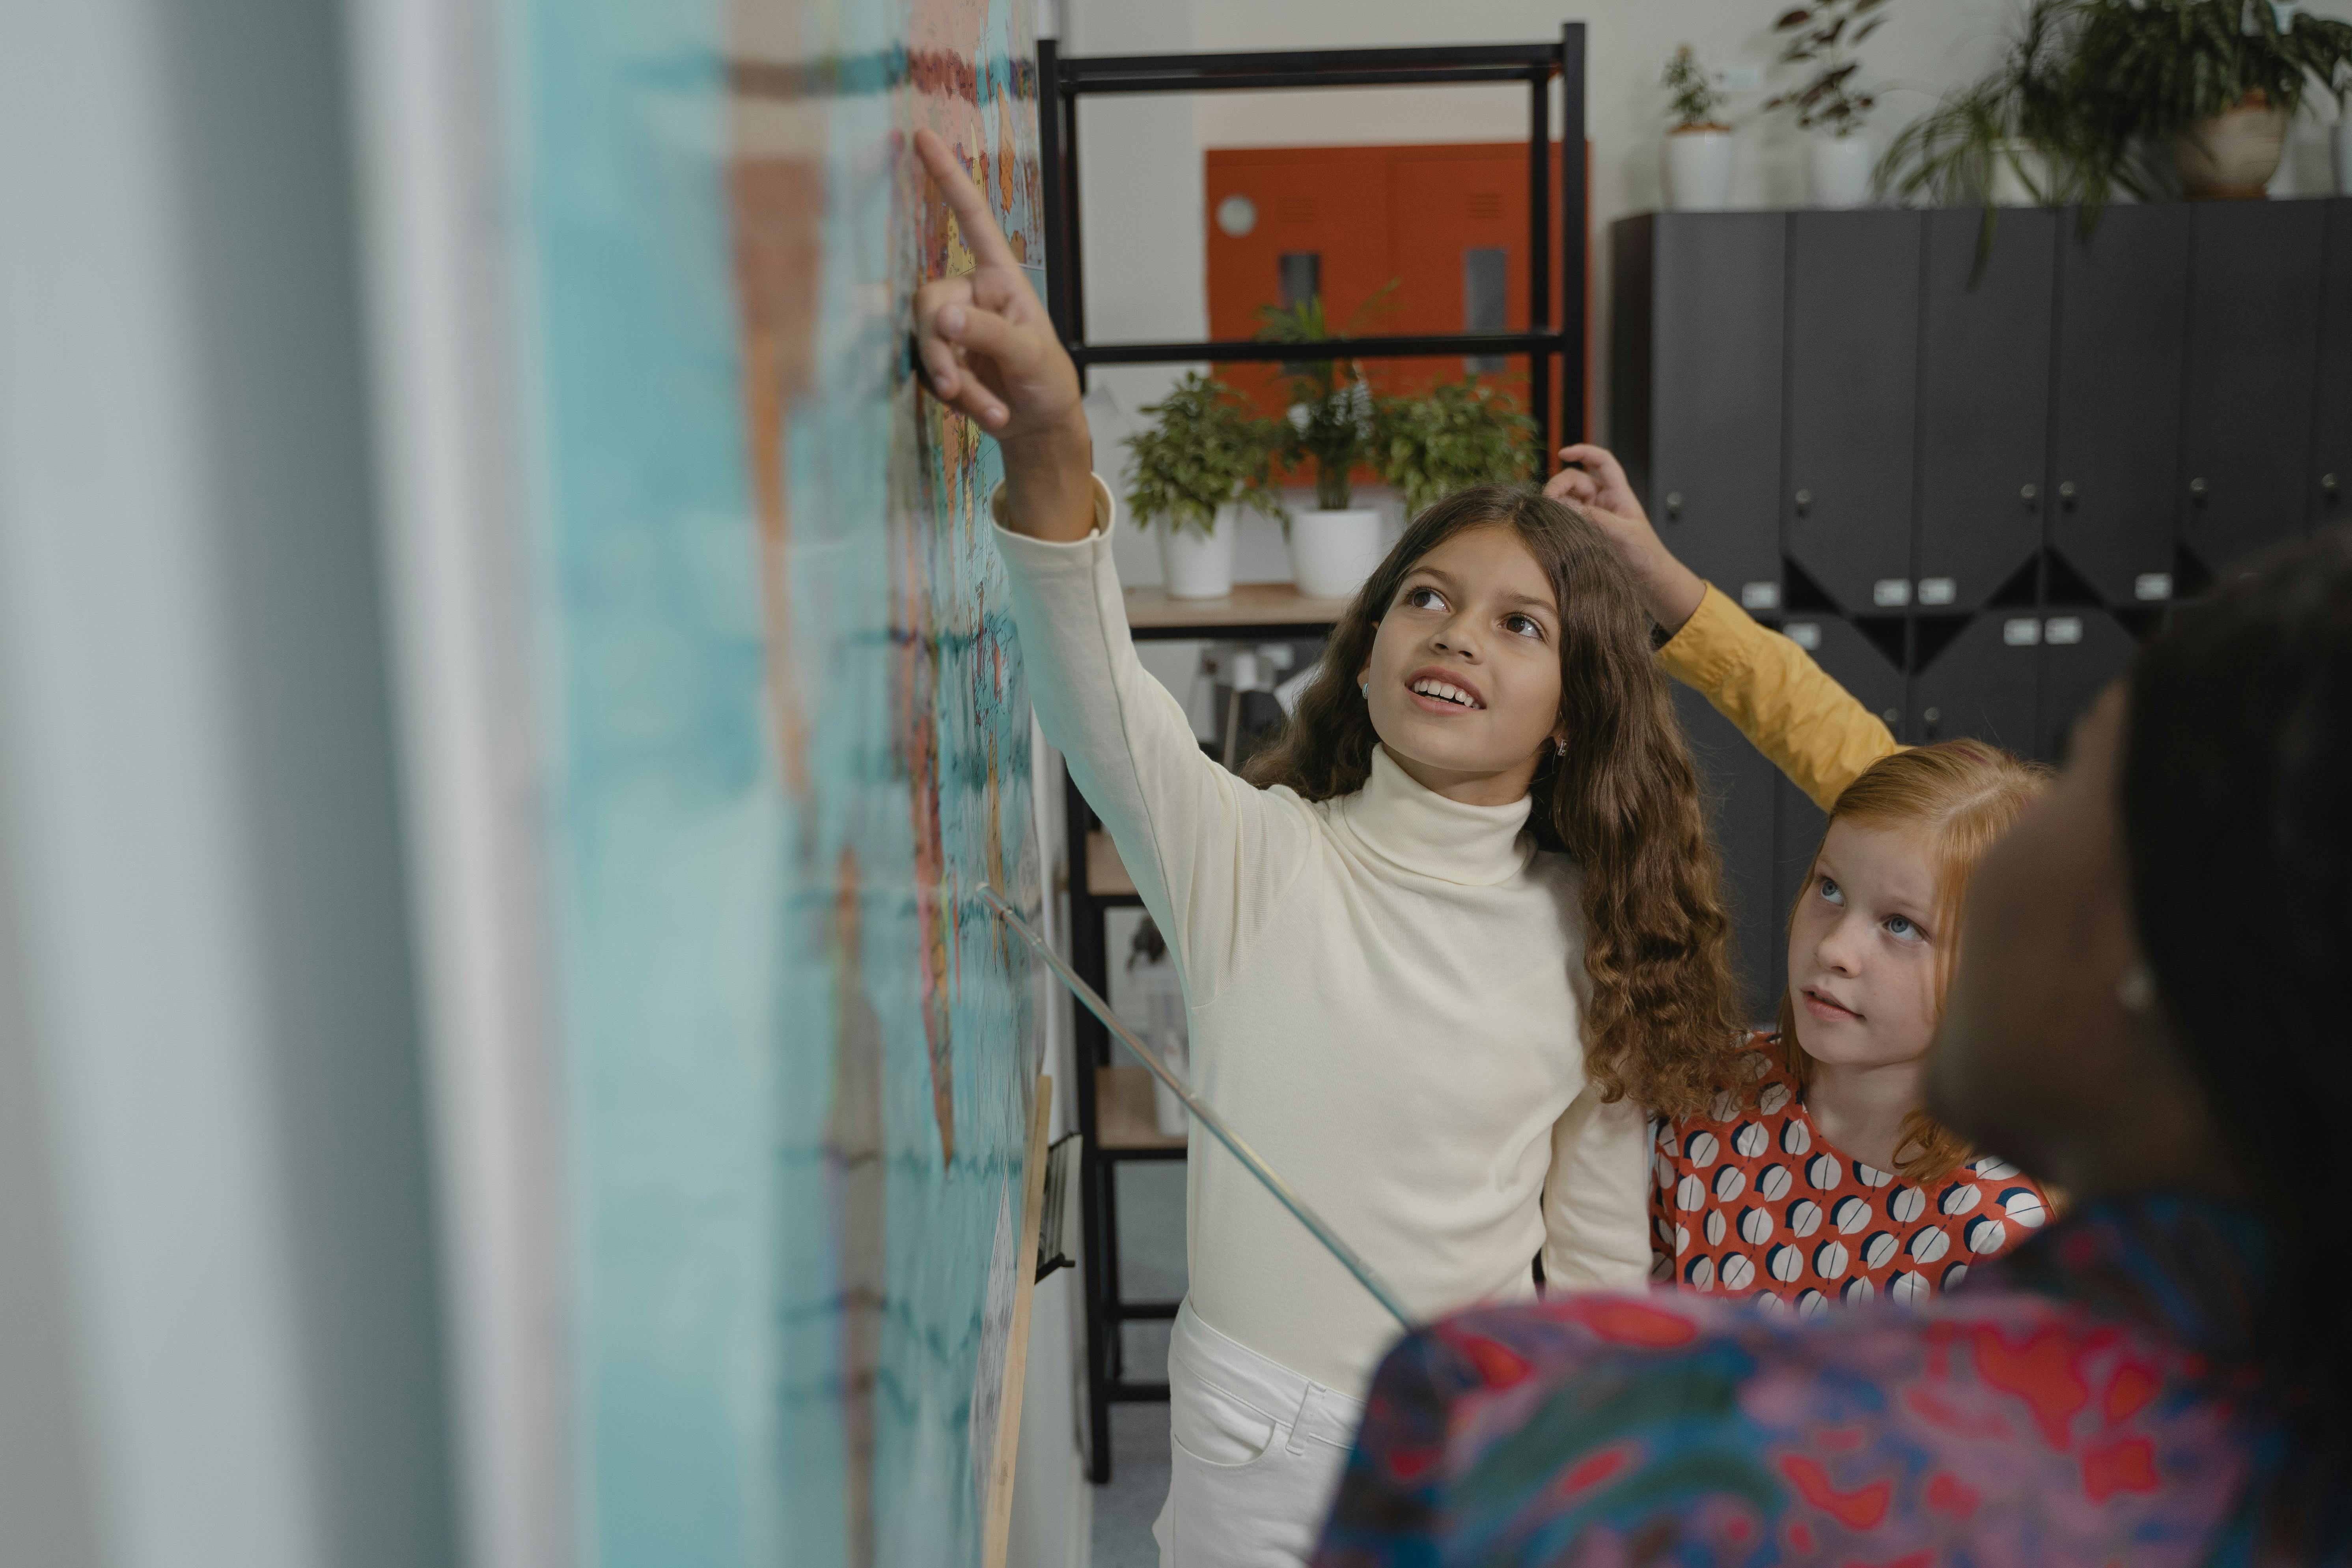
[1910, 613, 2039, 753]
[2037, 609, 2138, 764]
[2311, 199, 2352, 537]
[1613, 213, 1788, 597]
[2179, 199, 2329, 574]
[2049, 204, 2192, 606]
[1785, 211, 1926, 614]
[1770, 616, 1907, 1008]
[1671, 685, 1781, 1025]
[1915, 207, 2058, 612]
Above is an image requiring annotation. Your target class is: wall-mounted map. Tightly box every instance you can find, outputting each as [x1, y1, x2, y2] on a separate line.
[505, 0, 1044, 1560]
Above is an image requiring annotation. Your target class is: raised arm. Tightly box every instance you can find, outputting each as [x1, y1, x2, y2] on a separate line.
[1546, 445, 1899, 811]
[911, 131, 1306, 998]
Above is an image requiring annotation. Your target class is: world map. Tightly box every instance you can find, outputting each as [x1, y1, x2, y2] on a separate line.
[505, 0, 1045, 1560]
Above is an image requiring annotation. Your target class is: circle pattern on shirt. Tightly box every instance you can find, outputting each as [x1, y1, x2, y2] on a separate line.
[1644, 1038, 2056, 1308]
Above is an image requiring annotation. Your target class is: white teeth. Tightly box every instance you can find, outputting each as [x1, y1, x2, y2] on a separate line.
[1411, 678, 1476, 708]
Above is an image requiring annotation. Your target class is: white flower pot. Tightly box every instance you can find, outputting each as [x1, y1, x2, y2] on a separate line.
[1807, 133, 1875, 209]
[2174, 98, 2289, 199]
[2333, 118, 2352, 197]
[1989, 138, 2050, 206]
[1288, 508, 1384, 600]
[1665, 127, 1734, 212]
[1155, 506, 1238, 599]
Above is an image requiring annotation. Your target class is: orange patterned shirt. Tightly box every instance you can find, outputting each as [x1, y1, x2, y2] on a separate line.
[1648, 1035, 2054, 1312]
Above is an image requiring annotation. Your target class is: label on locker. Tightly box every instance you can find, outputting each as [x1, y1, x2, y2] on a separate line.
[2134, 572, 2173, 601]
[1741, 581, 1782, 611]
[1784, 621, 1822, 650]
[2003, 617, 2042, 647]
[1873, 578, 1912, 608]
[2044, 617, 2083, 645]
[1916, 577, 1957, 606]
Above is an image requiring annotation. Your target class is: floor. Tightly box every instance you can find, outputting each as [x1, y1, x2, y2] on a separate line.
[1090, 1159, 1186, 1568]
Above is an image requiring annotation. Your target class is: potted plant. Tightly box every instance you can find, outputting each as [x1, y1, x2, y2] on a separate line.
[1663, 45, 1736, 211]
[1123, 372, 1281, 600]
[1375, 379, 1537, 520]
[1254, 290, 1392, 599]
[1767, 0, 1889, 208]
[1877, 0, 2098, 213]
[2067, 0, 2352, 199]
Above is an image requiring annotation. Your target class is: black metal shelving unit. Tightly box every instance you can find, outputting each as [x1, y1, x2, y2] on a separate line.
[1035, 27, 1591, 1483]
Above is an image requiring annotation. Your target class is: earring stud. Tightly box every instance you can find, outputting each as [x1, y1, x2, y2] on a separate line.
[1553, 736, 1568, 757]
[1359, 681, 1369, 698]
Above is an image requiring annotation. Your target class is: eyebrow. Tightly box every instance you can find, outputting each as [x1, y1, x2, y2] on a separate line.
[1400, 566, 1558, 617]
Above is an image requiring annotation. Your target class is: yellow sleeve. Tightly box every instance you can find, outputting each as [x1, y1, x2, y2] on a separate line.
[1657, 584, 1902, 812]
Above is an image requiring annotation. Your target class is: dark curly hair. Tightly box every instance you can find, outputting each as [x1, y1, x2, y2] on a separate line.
[1244, 486, 1746, 1117]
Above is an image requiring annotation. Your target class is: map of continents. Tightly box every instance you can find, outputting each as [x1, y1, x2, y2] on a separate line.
[508, 0, 1043, 1562]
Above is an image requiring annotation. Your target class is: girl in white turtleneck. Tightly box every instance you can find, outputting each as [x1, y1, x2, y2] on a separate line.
[911, 131, 1744, 1568]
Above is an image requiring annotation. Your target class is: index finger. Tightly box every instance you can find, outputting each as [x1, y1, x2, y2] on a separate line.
[913, 127, 1018, 271]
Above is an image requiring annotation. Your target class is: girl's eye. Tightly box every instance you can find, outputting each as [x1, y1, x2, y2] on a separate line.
[1884, 914, 1926, 943]
[1503, 613, 1544, 639]
[1817, 876, 1843, 906]
[1403, 586, 1446, 612]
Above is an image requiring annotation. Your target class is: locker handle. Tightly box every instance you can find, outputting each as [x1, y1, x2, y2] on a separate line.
[1794, 488, 1813, 516]
[2325, 473, 2341, 500]
[2057, 480, 2078, 507]
[1665, 491, 1684, 520]
[2019, 483, 2037, 508]
[2188, 477, 2208, 502]
[1923, 707, 1942, 740]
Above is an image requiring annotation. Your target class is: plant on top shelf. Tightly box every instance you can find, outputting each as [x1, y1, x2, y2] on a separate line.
[1252, 285, 1394, 512]
[1876, 0, 2100, 212]
[1766, 0, 1888, 138]
[1123, 371, 1280, 535]
[1664, 43, 1730, 130]
[1375, 379, 1537, 520]
[1252, 284, 1397, 598]
[2065, 0, 2352, 199]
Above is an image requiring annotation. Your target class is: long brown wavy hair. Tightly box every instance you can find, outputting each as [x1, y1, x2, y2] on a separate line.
[1244, 486, 1744, 1117]
[1773, 740, 2050, 1183]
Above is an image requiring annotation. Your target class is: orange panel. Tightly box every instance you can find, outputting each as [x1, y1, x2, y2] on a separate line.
[1205, 141, 1585, 457]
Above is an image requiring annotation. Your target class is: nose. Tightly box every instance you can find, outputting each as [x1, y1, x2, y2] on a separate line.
[1813, 913, 1865, 977]
[1431, 608, 1484, 660]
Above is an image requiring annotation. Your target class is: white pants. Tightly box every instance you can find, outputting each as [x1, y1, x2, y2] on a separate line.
[1151, 1300, 1367, 1568]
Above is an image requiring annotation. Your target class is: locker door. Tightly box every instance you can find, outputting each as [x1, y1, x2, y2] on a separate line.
[1771, 616, 1907, 1007]
[1915, 207, 2056, 612]
[2049, 205, 2190, 606]
[1650, 213, 1787, 601]
[1911, 612, 2039, 753]
[2037, 609, 2138, 764]
[1786, 211, 1924, 613]
[2311, 199, 2352, 537]
[1673, 686, 1779, 1024]
[2179, 200, 2328, 574]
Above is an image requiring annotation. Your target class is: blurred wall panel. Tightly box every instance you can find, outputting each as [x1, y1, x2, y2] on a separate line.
[0, 1, 456, 1566]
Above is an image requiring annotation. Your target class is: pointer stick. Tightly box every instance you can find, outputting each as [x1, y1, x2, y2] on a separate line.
[979, 884, 1413, 1329]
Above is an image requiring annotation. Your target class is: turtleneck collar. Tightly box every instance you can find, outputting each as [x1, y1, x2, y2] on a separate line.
[1337, 746, 1536, 887]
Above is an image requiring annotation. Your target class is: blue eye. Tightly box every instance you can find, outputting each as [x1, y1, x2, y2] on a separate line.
[1885, 914, 1925, 943]
[1817, 876, 1843, 906]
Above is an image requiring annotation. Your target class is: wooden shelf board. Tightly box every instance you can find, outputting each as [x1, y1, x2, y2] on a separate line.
[1124, 581, 1351, 631]
[1095, 1064, 1186, 1150]
[1085, 831, 1136, 897]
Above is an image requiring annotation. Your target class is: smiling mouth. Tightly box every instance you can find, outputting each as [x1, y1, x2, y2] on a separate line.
[1802, 987, 1863, 1022]
[1408, 675, 1483, 710]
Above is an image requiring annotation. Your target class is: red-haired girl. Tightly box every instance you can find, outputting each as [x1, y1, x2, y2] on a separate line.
[1548, 446, 2057, 1311]
[911, 135, 1746, 1564]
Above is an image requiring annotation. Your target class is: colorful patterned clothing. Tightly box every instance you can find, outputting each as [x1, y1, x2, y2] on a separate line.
[1649, 1036, 2055, 1309]
[1315, 1196, 2349, 1567]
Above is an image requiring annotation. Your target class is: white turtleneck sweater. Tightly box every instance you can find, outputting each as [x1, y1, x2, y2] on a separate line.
[995, 481, 1651, 1397]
